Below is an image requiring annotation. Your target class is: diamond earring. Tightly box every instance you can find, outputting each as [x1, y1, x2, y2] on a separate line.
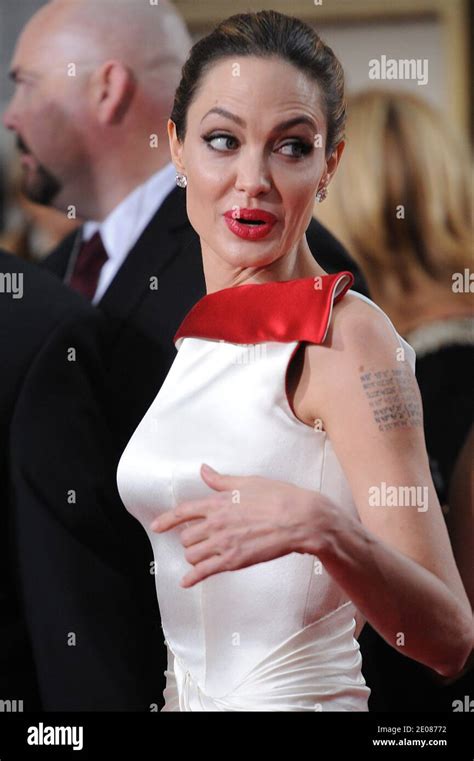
[175, 173, 187, 189]
[316, 184, 328, 203]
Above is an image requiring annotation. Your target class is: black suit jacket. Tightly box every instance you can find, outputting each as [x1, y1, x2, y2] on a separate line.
[2, 252, 165, 710]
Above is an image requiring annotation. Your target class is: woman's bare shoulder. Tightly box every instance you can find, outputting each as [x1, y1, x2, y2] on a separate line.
[318, 290, 398, 356]
[292, 293, 399, 426]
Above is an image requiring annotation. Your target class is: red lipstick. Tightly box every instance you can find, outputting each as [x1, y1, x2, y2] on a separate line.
[223, 208, 277, 241]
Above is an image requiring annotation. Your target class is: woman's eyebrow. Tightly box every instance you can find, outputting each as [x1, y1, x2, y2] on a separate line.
[200, 106, 317, 132]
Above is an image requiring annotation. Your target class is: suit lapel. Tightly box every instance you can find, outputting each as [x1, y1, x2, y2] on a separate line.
[98, 186, 190, 328]
[42, 230, 80, 279]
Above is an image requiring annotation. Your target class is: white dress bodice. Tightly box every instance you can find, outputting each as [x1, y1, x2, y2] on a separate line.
[116, 272, 416, 711]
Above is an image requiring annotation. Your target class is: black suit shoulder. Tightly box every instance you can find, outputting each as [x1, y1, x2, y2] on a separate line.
[1, 250, 111, 436]
[1, 249, 98, 351]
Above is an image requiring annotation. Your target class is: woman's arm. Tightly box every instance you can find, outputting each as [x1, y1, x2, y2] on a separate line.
[295, 296, 473, 677]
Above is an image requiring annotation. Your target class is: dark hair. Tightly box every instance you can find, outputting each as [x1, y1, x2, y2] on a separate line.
[170, 10, 345, 158]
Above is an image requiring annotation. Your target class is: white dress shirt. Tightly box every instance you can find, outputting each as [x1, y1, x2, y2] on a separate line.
[82, 161, 177, 304]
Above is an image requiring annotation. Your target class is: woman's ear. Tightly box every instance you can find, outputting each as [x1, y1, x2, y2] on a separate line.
[167, 118, 186, 175]
[91, 60, 136, 125]
[325, 140, 345, 184]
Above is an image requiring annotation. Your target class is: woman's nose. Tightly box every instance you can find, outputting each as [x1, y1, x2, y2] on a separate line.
[234, 155, 272, 196]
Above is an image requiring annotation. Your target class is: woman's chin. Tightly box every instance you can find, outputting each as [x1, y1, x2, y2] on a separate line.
[221, 255, 278, 272]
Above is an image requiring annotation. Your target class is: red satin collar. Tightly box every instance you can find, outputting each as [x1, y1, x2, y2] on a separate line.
[174, 271, 355, 347]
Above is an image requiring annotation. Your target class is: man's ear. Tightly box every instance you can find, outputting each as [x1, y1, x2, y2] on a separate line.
[91, 60, 136, 125]
[167, 118, 185, 174]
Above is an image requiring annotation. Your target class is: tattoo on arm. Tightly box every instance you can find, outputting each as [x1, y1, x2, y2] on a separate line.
[359, 365, 423, 431]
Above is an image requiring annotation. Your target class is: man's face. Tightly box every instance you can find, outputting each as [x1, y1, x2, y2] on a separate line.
[3, 12, 91, 210]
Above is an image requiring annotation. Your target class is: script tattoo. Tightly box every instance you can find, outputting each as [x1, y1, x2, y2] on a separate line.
[359, 365, 423, 432]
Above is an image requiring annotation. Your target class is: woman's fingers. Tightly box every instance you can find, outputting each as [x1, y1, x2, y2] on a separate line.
[180, 520, 209, 547]
[181, 554, 227, 588]
[184, 537, 216, 565]
[150, 498, 213, 532]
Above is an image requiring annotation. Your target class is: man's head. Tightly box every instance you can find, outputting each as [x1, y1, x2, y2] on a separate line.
[3, 0, 191, 219]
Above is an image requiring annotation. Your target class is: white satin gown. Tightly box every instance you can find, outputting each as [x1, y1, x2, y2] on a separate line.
[116, 271, 416, 711]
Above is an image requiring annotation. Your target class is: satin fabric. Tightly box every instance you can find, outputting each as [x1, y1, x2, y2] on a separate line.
[174, 270, 354, 348]
[117, 273, 416, 711]
[162, 602, 370, 711]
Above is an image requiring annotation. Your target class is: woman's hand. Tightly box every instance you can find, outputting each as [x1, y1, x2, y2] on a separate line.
[150, 464, 338, 588]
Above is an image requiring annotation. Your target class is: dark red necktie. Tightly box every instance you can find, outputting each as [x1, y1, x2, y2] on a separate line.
[69, 231, 108, 300]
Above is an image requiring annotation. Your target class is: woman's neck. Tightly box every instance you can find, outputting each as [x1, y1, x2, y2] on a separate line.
[201, 239, 326, 294]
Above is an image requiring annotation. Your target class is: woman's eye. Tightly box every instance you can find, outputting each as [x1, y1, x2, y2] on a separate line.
[278, 141, 312, 158]
[203, 134, 238, 152]
[202, 135, 313, 158]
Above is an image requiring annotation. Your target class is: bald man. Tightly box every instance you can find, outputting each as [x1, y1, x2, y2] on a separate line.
[3, 0, 369, 710]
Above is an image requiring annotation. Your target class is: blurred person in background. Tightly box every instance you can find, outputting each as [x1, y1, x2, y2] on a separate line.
[315, 88, 473, 711]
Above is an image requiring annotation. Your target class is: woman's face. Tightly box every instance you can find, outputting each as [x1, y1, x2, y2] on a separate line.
[168, 55, 341, 276]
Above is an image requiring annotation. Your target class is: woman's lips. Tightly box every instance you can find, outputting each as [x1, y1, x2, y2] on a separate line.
[223, 210, 277, 241]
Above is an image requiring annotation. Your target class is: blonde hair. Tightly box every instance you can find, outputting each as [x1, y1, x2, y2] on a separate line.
[317, 89, 473, 294]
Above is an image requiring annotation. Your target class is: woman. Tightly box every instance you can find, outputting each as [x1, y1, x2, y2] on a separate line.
[315, 89, 474, 711]
[116, 11, 472, 711]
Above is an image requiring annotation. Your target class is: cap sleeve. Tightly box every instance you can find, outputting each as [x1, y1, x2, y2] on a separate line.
[174, 271, 355, 347]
